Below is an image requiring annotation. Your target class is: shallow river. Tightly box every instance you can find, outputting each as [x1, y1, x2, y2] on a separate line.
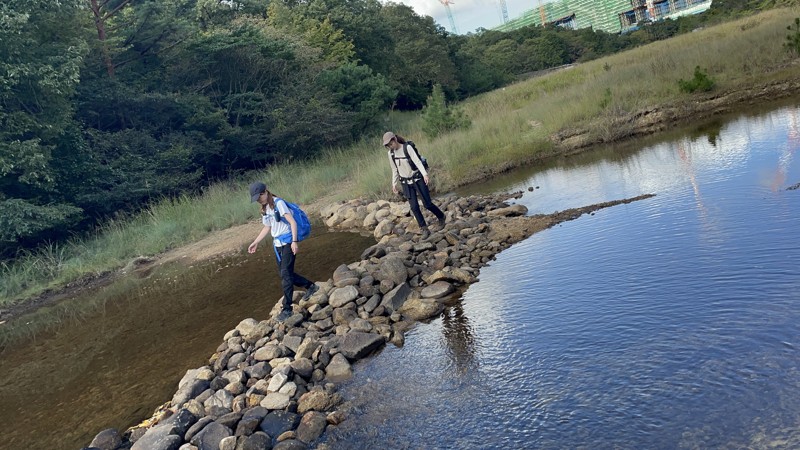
[324, 103, 800, 449]
[0, 232, 375, 449]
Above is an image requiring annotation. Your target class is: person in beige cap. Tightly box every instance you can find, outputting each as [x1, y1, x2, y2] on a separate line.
[383, 131, 445, 239]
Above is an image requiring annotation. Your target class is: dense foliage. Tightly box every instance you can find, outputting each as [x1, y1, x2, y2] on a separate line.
[0, 0, 783, 256]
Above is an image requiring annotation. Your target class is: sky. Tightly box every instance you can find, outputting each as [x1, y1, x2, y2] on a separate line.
[393, 0, 540, 34]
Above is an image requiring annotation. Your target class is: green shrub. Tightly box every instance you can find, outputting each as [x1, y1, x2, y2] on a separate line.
[785, 17, 800, 55]
[421, 84, 471, 138]
[678, 66, 715, 93]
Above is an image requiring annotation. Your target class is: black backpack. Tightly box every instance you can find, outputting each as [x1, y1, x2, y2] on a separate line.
[398, 141, 429, 172]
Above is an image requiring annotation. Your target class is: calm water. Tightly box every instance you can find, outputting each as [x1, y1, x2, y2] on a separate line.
[0, 231, 374, 450]
[325, 105, 800, 449]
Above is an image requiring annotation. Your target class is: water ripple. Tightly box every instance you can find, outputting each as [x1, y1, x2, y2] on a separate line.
[327, 106, 800, 450]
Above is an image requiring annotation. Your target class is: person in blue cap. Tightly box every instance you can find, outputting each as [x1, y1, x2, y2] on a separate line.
[247, 181, 318, 321]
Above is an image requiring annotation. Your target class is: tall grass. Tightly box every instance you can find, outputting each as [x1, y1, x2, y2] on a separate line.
[2, 9, 798, 308]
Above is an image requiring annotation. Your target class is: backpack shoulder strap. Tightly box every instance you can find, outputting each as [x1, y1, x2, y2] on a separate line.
[274, 198, 285, 222]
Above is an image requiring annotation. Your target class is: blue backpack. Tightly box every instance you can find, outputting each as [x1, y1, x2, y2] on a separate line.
[274, 198, 311, 242]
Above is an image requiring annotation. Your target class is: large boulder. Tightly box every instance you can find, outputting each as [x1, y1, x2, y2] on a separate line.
[398, 297, 444, 321]
[377, 256, 408, 286]
[131, 424, 182, 450]
[338, 332, 385, 360]
[295, 412, 327, 444]
[190, 422, 232, 450]
[297, 391, 334, 414]
[324, 353, 352, 382]
[373, 219, 394, 239]
[328, 286, 359, 308]
[259, 411, 300, 439]
[420, 281, 455, 299]
[89, 429, 122, 450]
[487, 204, 528, 217]
[380, 282, 411, 312]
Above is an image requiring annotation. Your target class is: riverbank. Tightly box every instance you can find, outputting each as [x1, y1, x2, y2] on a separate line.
[84, 191, 655, 449]
[4, 78, 797, 329]
[4, 7, 799, 324]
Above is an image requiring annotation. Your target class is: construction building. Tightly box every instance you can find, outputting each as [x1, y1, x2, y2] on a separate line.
[493, 0, 713, 34]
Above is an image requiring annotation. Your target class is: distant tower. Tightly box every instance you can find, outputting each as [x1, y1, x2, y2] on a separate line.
[439, 0, 459, 34]
[498, 0, 509, 23]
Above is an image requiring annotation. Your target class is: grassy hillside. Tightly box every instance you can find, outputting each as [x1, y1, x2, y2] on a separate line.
[3, 8, 799, 308]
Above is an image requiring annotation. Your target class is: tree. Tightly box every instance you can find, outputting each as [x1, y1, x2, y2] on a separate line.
[318, 63, 396, 136]
[0, 0, 89, 254]
[379, 3, 458, 108]
[421, 84, 470, 138]
[87, 0, 133, 77]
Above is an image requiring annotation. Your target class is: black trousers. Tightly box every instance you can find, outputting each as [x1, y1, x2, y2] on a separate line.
[275, 244, 312, 309]
[402, 178, 445, 228]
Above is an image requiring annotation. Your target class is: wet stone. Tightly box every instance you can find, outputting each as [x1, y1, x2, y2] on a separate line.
[234, 415, 261, 437]
[236, 432, 271, 450]
[89, 428, 122, 450]
[273, 440, 309, 450]
[420, 281, 454, 299]
[184, 417, 214, 442]
[216, 411, 242, 429]
[380, 282, 411, 312]
[190, 422, 232, 450]
[158, 408, 198, 438]
[297, 391, 333, 414]
[259, 411, 300, 440]
[295, 411, 327, 444]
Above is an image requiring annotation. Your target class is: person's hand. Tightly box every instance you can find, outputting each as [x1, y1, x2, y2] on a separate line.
[392, 184, 398, 194]
[248, 242, 258, 254]
[424, 175, 430, 185]
[291, 242, 298, 254]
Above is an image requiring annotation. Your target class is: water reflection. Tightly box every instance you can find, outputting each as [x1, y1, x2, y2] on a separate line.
[440, 302, 477, 374]
[328, 102, 800, 449]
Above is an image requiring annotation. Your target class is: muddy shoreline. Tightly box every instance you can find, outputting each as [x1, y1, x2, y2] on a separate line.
[4, 78, 799, 326]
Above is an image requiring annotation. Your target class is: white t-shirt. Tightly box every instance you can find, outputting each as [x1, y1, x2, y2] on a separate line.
[262, 199, 292, 247]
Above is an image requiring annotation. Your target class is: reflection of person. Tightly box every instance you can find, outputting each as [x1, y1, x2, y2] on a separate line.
[441, 302, 477, 374]
[247, 182, 318, 321]
[383, 131, 446, 239]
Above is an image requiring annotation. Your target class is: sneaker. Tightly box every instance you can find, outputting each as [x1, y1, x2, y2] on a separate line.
[302, 283, 319, 300]
[276, 308, 292, 321]
[438, 216, 446, 229]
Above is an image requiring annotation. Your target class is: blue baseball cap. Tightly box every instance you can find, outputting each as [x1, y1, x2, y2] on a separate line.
[249, 182, 267, 202]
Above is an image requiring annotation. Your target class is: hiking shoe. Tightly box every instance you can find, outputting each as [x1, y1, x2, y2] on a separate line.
[276, 308, 292, 322]
[438, 216, 446, 229]
[302, 283, 319, 300]
[420, 227, 430, 240]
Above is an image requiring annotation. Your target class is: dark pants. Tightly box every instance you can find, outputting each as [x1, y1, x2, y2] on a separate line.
[275, 244, 312, 309]
[402, 178, 445, 228]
